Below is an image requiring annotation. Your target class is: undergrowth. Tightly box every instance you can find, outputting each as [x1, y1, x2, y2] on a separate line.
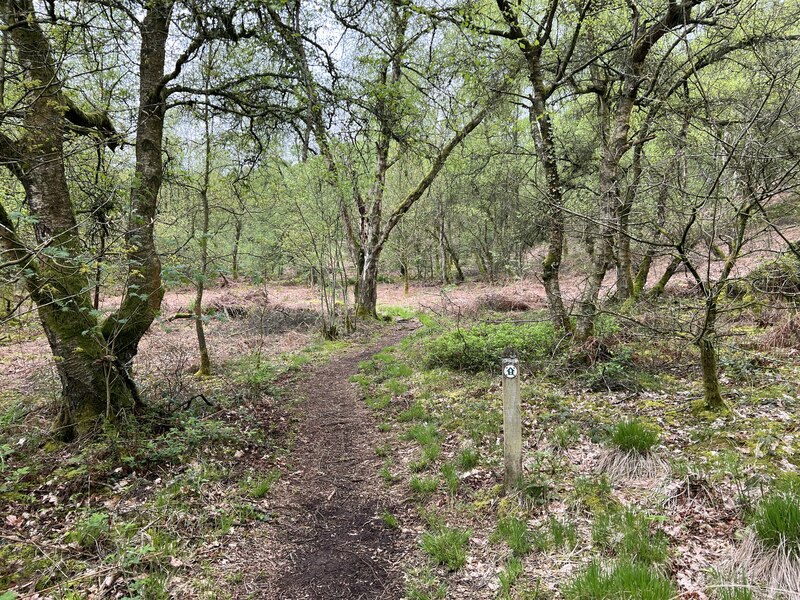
[425, 321, 555, 372]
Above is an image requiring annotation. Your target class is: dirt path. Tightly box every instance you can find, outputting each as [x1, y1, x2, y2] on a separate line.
[222, 325, 413, 599]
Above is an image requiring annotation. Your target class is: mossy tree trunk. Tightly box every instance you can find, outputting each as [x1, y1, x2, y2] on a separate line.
[0, 0, 175, 440]
[355, 247, 381, 319]
[696, 294, 725, 409]
[495, 0, 571, 334]
[698, 337, 724, 410]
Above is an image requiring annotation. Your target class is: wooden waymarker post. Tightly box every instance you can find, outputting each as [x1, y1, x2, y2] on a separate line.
[502, 357, 522, 493]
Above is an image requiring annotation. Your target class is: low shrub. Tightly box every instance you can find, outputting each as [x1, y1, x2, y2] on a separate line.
[68, 511, 111, 548]
[425, 322, 555, 372]
[749, 253, 800, 301]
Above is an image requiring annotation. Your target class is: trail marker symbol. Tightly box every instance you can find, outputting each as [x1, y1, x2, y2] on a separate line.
[503, 364, 518, 379]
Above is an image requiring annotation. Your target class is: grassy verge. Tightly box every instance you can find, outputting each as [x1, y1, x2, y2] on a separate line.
[354, 308, 800, 597]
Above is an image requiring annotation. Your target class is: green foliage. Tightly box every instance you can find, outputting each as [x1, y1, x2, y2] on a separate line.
[492, 515, 531, 557]
[591, 510, 669, 565]
[421, 524, 470, 571]
[140, 417, 244, 466]
[360, 352, 413, 381]
[551, 422, 581, 451]
[571, 475, 615, 513]
[441, 463, 460, 495]
[243, 470, 281, 499]
[405, 566, 448, 600]
[517, 475, 551, 508]
[456, 446, 480, 470]
[68, 511, 110, 548]
[498, 557, 524, 597]
[380, 461, 398, 485]
[379, 305, 416, 319]
[581, 347, 642, 392]
[609, 420, 660, 455]
[366, 394, 392, 410]
[124, 573, 169, 600]
[399, 401, 428, 422]
[231, 354, 276, 388]
[563, 561, 676, 600]
[425, 322, 555, 372]
[386, 378, 408, 396]
[381, 511, 399, 529]
[545, 517, 578, 551]
[402, 422, 441, 447]
[713, 574, 754, 600]
[752, 491, 800, 557]
[411, 475, 438, 497]
[748, 253, 800, 301]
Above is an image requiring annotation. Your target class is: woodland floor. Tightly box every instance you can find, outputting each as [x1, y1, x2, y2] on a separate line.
[1, 277, 800, 599]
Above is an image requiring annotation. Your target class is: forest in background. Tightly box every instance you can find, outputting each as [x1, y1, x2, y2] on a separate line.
[2, 0, 800, 598]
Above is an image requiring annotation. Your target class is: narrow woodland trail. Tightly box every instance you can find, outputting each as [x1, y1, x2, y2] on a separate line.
[223, 325, 414, 599]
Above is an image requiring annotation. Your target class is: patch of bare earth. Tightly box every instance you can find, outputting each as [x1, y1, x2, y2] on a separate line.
[213, 325, 415, 599]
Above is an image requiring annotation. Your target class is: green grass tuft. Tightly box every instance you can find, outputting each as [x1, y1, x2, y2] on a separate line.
[411, 475, 438, 497]
[551, 422, 581, 451]
[399, 402, 428, 422]
[564, 560, 676, 600]
[456, 446, 480, 470]
[402, 422, 440, 447]
[752, 492, 800, 557]
[381, 511, 399, 529]
[491, 515, 531, 557]
[609, 420, 660, 454]
[440, 463, 459, 495]
[498, 557, 524, 597]
[421, 525, 470, 571]
[591, 509, 669, 565]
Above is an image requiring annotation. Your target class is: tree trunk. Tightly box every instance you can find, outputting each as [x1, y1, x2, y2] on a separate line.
[697, 296, 724, 409]
[100, 2, 169, 365]
[0, 1, 145, 440]
[698, 336, 724, 410]
[648, 256, 682, 299]
[529, 77, 570, 333]
[232, 218, 242, 280]
[615, 192, 634, 300]
[446, 237, 465, 283]
[194, 84, 212, 377]
[495, 0, 570, 333]
[356, 246, 381, 318]
[438, 207, 450, 284]
[631, 251, 654, 300]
